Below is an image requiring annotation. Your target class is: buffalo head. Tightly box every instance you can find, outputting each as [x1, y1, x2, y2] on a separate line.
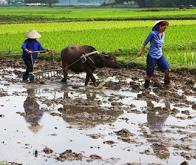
[95, 53, 122, 69]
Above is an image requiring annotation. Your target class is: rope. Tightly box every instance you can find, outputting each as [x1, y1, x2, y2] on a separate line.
[63, 51, 100, 71]
[129, 54, 142, 62]
[80, 51, 99, 63]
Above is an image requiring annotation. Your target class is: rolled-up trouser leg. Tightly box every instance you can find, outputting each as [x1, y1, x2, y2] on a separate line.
[145, 55, 157, 88]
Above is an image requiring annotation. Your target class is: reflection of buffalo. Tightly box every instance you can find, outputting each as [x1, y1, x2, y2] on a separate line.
[60, 89, 123, 128]
[61, 45, 121, 86]
[60, 105, 123, 128]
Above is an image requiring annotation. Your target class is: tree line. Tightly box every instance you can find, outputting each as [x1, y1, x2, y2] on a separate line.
[4, 0, 196, 8]
[115, 0, 196, 8]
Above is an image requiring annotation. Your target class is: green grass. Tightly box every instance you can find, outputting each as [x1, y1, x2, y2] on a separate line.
[0, 162, 8, 165]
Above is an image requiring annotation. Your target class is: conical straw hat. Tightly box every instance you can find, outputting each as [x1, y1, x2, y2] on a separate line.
[153, 20, 169, 28]
[29, 123, 42, 133]
[26, 29, 41, 39]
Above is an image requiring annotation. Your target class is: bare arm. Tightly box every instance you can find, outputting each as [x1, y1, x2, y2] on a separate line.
[137, 44, 146, 56]
[136, 31, 153, 56]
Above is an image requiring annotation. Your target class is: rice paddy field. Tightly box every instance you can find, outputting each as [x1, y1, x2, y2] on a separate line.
[0, 7, 196, 165]
[0, 7, 196, 68]
[0, 7, 196, 20]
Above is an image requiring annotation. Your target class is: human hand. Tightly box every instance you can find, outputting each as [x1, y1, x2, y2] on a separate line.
[47, 49, 55, 54]
[136, 50, 143, 56]
[137, 45, 145, 56]
[26, 49, 32, 54]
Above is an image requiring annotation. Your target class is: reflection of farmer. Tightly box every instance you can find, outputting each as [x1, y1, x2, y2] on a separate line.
[21, 29, 48, 81]
[147, 111, 170, 159]
[23, 88, 43, 133]
[138, 20, 170, 88]
[147, 111, 168, 131]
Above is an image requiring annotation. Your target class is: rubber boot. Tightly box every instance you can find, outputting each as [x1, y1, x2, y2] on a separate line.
[144, 80, 150, 89]
[164, 77, 170, 86]
[23, 73, 29, 81]
[29, 73, 35, 82]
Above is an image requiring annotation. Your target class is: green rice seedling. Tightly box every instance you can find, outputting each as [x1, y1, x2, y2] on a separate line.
[0, 20, 195, 68]
[0, 7, 196, 22]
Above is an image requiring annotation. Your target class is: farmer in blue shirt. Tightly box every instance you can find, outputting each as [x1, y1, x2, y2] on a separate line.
[138, 20, 170, 88]
[22, 29, 48, 81]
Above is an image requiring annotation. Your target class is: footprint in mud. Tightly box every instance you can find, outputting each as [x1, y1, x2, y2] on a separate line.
[151, 143, 170, 159]
[56, 149, 83, 161]
[114, 129, 135, 143]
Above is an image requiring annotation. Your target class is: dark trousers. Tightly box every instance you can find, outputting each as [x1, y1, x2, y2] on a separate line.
[23, 59, 34, 80]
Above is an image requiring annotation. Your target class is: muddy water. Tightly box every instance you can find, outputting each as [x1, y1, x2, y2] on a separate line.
[0, 59, 196, 165]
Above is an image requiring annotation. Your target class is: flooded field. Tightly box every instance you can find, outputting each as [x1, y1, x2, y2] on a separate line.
[0, 59, 196, 165]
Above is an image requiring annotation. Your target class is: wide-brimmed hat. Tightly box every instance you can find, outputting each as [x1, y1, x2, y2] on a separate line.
[26, 29, 41, 39]
[29, 123, 42, 133]
[153, 20, 169, 28]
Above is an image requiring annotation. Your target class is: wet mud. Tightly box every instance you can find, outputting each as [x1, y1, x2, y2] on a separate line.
[0, 58, 196, 165]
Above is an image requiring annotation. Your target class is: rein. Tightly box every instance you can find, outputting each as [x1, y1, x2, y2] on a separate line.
[129, 54, 142, 62]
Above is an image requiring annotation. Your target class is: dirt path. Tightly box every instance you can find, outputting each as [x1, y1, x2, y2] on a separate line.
[0, 58, 195, 165]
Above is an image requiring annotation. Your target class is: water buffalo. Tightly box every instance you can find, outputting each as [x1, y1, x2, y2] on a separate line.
[61, 45, 121, 86]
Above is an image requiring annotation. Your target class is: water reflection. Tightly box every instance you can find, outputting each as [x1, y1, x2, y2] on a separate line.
[147, 111, 169, 131]
[147, 110, 170, 160]
[23, 88, 43, 133]
[61, 90, 123, 128]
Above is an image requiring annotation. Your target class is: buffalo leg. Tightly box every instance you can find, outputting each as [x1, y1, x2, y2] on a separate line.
[85, 74, 90, 86]
[61, 67, 68, 83]
[85, 67, 96, 86]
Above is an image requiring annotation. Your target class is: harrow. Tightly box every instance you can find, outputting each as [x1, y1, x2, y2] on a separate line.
[33, 68, 62, 80]
[30, 50, 63, 80]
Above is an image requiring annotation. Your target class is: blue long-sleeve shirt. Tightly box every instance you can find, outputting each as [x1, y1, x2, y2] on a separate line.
[143, 30, 165, 59]
[22, 39, 45, 62]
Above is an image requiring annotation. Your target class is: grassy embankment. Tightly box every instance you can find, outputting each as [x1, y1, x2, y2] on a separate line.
[0, 7, 196, 22]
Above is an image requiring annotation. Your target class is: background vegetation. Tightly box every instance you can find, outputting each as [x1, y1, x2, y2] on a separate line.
[0, 7, 196, 23]
[0, 7, 195, 69]
[3, 0, 196, 8]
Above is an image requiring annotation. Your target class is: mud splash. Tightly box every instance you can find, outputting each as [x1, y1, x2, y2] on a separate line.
[0, 59, 195, 165]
